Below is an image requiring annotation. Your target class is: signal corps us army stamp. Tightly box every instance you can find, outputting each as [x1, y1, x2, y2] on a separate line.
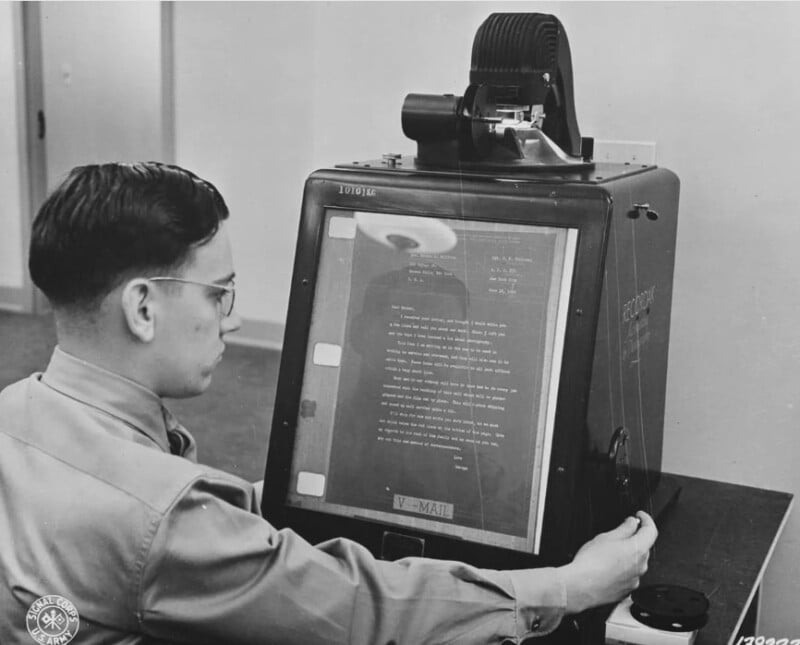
[26, 595, 80, 644]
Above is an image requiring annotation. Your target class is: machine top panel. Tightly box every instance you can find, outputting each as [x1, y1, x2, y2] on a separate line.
[336, 157, 656, 185]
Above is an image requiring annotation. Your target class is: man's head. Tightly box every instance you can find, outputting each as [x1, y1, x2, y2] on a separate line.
[30, 162, 241, 397]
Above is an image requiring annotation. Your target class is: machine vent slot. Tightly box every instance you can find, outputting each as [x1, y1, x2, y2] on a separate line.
[471, 13, 560, 75]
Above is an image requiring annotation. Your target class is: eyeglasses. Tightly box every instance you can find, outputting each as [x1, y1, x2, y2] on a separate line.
[148, 277, 236, 317]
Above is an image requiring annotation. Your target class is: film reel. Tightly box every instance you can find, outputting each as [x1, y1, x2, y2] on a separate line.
[630, 584, 710, 632]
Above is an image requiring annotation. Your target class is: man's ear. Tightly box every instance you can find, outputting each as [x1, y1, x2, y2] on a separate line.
[120, 278, 156, 343]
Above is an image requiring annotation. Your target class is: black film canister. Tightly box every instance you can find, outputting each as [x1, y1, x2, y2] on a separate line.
[401, 93, 461, 142]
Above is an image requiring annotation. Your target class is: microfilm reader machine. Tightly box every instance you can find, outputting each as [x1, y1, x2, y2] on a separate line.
[264, 13, 682, 642]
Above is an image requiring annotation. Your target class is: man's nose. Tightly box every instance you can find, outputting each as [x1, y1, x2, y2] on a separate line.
[221, 308, 242, 335]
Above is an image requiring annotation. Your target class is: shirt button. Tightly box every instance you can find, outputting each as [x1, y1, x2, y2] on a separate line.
[531, 616, 542, 630]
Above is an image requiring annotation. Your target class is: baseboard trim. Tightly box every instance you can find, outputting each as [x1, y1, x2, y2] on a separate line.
[228, 317, 284, 350]
[0, 285, 28, 312]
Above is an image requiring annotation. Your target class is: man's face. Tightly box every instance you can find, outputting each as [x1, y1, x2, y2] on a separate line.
[152, 222, 241, 398]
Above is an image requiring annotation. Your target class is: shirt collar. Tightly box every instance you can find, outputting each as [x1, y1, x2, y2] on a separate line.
[41, 346, 171, 453]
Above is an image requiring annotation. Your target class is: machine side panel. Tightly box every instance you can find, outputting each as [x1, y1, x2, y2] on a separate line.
[586, 168, 680, 530]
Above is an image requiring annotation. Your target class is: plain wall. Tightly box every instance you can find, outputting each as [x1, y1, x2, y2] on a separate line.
[174, 2, 800, 633]
[0, 2, 25, 291]
[173, 3, 317, 337]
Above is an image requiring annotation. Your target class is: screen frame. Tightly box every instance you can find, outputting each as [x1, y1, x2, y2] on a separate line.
[263, 168, 613, 569]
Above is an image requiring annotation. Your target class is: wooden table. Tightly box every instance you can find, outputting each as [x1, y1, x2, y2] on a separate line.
[642, 474, 793, 644]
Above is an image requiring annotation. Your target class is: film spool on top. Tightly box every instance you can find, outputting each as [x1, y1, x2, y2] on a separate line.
[630, 585, 710, 632]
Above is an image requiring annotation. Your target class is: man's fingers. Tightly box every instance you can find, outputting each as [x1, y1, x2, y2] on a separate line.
[607, 515, 641, 539]
[633, 511, 658, 549]
[636, 511, 656, 532]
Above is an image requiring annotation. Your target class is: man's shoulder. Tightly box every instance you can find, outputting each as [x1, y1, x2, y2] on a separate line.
[0, 373, 37, 405]
[0, 374, 47, 438]
[0, 373, 225, 516]
[0, 376, 252, 637]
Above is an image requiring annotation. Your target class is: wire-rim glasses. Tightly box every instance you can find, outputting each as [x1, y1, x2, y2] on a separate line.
[148, 277, 236, 317]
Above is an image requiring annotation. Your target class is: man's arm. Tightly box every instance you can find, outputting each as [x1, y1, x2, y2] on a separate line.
[139, 475, 655, 644]
[139, 475, 565, 644]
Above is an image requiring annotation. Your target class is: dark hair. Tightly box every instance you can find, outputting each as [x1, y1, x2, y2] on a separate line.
[29, 162, 229, 309]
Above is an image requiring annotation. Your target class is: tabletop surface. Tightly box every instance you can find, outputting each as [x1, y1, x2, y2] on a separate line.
[642, 474, 793, 645]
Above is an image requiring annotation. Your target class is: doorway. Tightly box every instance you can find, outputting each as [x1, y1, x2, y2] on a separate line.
[18, 2, 174, 313]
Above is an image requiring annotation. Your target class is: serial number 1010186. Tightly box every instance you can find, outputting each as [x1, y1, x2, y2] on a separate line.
[736, 639, 800, 645]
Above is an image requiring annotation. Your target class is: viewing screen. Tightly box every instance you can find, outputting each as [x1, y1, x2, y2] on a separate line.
[286, 210, 577, 553]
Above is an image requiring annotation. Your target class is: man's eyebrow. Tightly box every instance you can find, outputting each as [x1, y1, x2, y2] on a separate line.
[213, 272, 236, 285]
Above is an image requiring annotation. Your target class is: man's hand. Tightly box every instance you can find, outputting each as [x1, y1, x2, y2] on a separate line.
[557, 511, 657, 614]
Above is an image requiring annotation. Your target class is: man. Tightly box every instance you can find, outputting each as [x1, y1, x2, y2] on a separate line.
[0, 162, 657, 644]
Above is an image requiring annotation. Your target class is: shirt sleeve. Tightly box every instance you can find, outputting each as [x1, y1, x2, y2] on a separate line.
[138, 475, 565, 645]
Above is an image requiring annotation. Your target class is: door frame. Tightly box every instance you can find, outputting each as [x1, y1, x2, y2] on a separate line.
[20, 1, 47, 313]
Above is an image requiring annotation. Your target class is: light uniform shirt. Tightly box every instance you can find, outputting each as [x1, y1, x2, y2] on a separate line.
[0, 348, 566, 644]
